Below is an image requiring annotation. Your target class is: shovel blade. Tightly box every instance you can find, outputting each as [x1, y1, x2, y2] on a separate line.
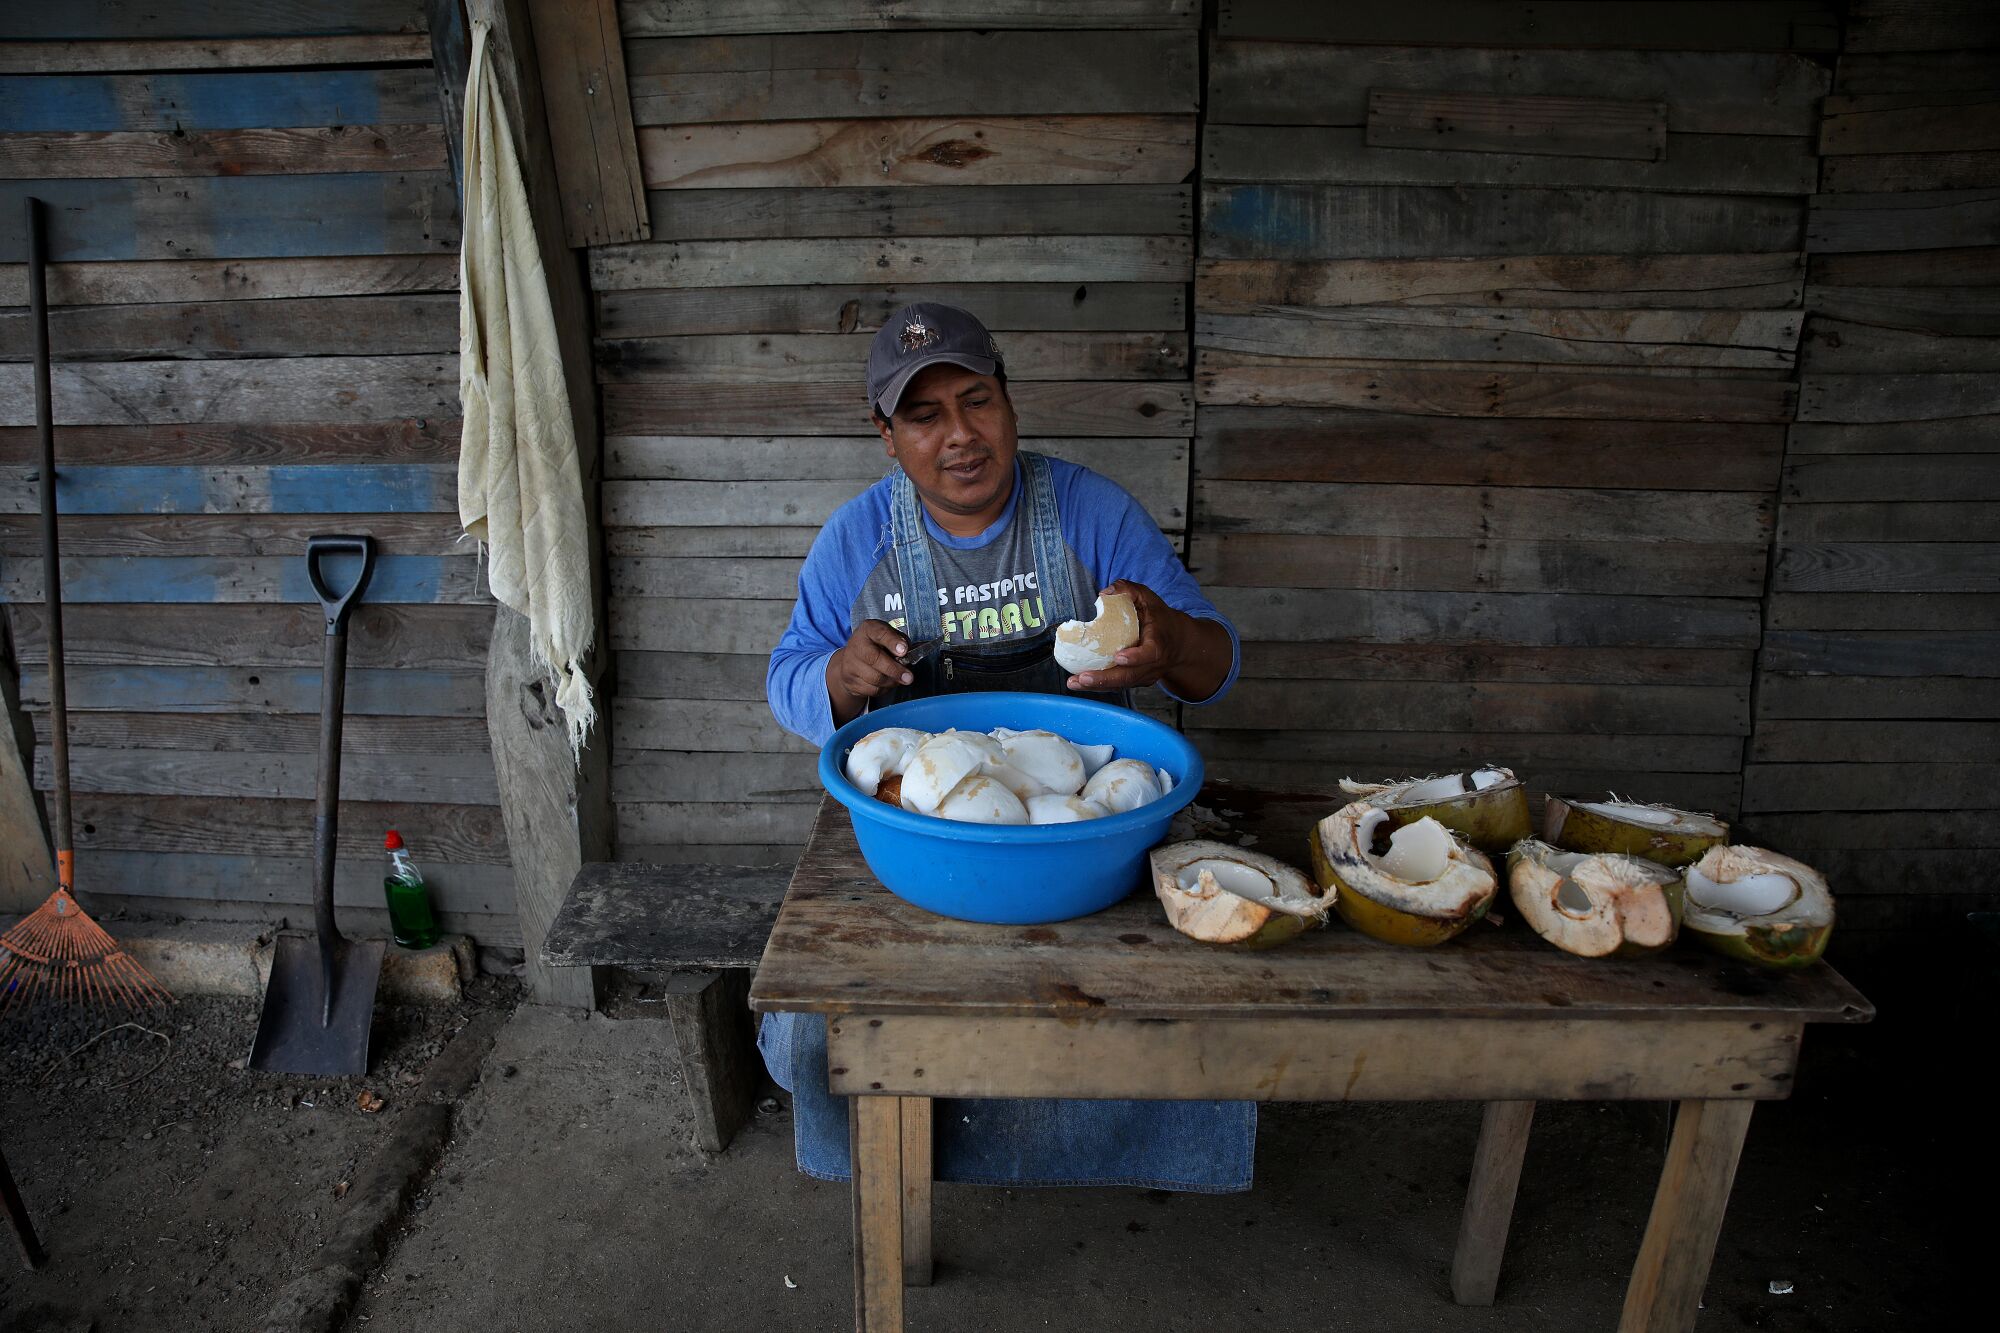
[248, 934, 385, 1076]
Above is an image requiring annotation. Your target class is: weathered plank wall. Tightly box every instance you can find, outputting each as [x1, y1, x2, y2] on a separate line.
[1740, 0, 2000, 932]
[598, 1, 1200, 866]
[0, 4, 517, 941]
[1191, 0, 1834, 816]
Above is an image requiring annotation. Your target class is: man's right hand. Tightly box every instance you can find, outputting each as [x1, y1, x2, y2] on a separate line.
[826, 619, 915, 725]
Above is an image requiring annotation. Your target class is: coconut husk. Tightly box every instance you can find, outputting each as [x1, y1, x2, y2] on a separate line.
[1308, 804, 1496, 948]
[1152, 841, 1331, 949]
[1542, 795, 1728, 867]
[1339, 767, 1531, 853]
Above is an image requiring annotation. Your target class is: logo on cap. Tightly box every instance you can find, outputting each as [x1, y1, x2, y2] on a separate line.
[898, 320, 939, 354]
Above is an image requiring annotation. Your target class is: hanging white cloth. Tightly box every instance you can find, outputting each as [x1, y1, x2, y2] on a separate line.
[457, 18, 595, 759]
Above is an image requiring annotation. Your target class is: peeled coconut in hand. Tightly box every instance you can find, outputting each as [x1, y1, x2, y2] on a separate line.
[1053, 591, 1140, 675]
[1152, 841, 1333, 949]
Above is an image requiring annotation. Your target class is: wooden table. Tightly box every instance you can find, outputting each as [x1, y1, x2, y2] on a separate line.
[749, 787, 1873, 1333]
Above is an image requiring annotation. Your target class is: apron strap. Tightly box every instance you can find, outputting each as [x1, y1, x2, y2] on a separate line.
[888, 464, 943, 642]
[1022, 451, 1081, 628]
[889, 452, 1078, 643]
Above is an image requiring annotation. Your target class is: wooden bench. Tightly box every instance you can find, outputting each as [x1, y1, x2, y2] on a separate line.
[541, 862, 788, 1152]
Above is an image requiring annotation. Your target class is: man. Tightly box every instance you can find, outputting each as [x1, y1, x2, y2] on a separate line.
[769, 302, 1236, 737]
[761, 303, 1253, 1190]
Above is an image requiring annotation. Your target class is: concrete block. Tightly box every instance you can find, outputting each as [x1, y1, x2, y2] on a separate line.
[114, 924, 471, 1004]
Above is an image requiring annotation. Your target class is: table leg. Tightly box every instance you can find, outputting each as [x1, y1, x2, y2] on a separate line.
[1618, 1099, 1755, 1333]
[900, 1097, 933, 1287]
[1452, 1099, 1536, 1305]
[850, 1095, 906, 1333]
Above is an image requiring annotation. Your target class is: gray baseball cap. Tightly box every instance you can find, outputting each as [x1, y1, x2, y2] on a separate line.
[866, 302, 1005, 418]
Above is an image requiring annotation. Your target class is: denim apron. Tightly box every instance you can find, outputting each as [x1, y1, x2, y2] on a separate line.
[758, 453, 1256, 1190]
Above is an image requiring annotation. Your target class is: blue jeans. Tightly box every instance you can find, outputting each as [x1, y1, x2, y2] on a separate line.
[758, 1011, 1255, 1191]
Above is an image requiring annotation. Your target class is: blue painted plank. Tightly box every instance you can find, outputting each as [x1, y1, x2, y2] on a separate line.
[0, 174, 457, 262]
[0, 70, 425, 131]
[29, 465, 451, 514]
[20, 665, 486, 716]
[7, 4, 427, 41]
[2, 555, 476, 603]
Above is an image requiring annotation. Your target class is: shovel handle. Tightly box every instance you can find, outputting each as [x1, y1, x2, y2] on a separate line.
[306, 534, 375, 634]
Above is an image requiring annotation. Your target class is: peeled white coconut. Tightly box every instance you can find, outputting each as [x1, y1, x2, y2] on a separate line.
[1081, 758, 1164, 814]
[844, 727, 928, 795]
[1308, 805, 1497, 947]
[1075, 742, 1116, 778]
[1053, 591, 1141, 674]
[1025, 793, 1107, 825]
[1506, 840, 1682, 959]
[1151, 841, 1333, 948]
[933, 773, 1030, 825]
[899, 732, 993, 815]
[1681, 844, 1834, 969]
[982, 762, 1053, 803]
[993, 729, 1087, 796]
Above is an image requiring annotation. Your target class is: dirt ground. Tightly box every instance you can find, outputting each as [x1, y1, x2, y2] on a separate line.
[0, 943, 1983, 1333]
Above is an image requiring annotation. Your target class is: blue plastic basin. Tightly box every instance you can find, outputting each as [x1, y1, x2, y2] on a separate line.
[819, 692, 1204, 925]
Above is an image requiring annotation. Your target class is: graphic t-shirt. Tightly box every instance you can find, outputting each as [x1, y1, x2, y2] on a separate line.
[766, 456, 1241, 745]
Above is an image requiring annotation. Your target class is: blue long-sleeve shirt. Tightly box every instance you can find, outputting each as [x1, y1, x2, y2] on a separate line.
[766, 456, 1241, 745]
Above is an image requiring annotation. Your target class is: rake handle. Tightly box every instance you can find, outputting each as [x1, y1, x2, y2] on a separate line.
[26, 197, 70, 891]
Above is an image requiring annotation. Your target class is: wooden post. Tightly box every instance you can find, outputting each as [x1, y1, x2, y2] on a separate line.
[663, 970, 758, 1153]
[1451, 1099, 1536, 1305]
[524, 0, 650, 246]
[850, 1095, 906, 1333]
[1619, 1099, 1756, 1333]
[900, 1097, 933, 1287]
[462, 0, 613, 1009]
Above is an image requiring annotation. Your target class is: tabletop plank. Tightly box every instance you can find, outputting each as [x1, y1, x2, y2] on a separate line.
[749, 789, 1874, 1023]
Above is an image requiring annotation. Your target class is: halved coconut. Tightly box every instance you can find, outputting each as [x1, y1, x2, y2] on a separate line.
[1308, 804, 1497, 947]
[1339, 767, 1530, 853]
[1682, 844, 1834, 969]
[1080, 758, 1163, 814]
[1506, 839, 1683, 959]
[845, 727, 928, 794]
[1151, 841, 1332, 949]
[899, 732, 992, 815]
[1542, 796, 1728, 868]
[993, 729, 1087, 796]
[1053, 591, 1140, 674]
[933, 774, 1029, 825]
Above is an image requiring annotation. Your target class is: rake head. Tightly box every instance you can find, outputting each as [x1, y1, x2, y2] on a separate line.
[0, 888, 174, 1017]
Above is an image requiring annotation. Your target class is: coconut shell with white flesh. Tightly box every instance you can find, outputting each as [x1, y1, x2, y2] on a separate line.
[1152, 841, 1332, 949]
[1681, 844, 1835, 969]
[1052, 591, 1141, 675]
[1506, 840, 1683, 959]
[1308, 804, 1497, 947]
[1542, 796, 1728, 868]
[1338, 767, 1531, 853]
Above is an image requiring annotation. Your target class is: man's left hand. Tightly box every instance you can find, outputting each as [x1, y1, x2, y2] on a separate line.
[1065, 579, 1232, 703]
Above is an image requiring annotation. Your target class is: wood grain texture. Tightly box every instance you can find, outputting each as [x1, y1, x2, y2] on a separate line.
[527, 0, 648, 246]
[644, 183, 1191, 241]
[0, 418, 460, 467]
[1451, 1101, 1535, 1306]
[850, 1093, 905, 1333]
[1208, 44, 1827, 136]
[2, 555, 484, 605]
[1807, 190, 2000, 254]
[1198, 253, 1804, 312]
[1799, 372, 2000, 422]
[1844, 0, 2000, 54]
[69, 792, 507, 864]
[1822, 152, 2000, 196]
[1757, 674, 1999, 719]
[0, 36, 433, 73]
[1214, 643, 1752, 687]
[590, 236, 1189, 289]
[8, 3, 429, 40]
[619, 1, 1199, 37]
[7, 604, 490, 671]
[1784, 454, 2000, 502]
[1760, 629, 2000, 678]
[639, 116, 1195, 190]
[72, 849, 514, 919]
[1206, 127, 1816, 196]
[1773, 542, 2000, 594]
[0, 254, 457, 307]
[1214, 0, 1838, 51]
[1751, 718, 2000, 763]
[596, 282, 1186, 337]
[541, 861, 787, 968]
[1743, 763, 2000, 812]
[1618, 1100, 1756, 1333]
[1821, 94, 2000, 156]
[596, 331, 1188, 383]
[1208, 587, 1761, 649]
[1191, 728, 1745, 773]
[1767, 592, 2000, 631]
[0, 294, 459, 361]
[1365, 89, 1665, 162]
[1196, 357, 1796, 421]
[16, 663, 486, 717]
[626, 30, 1197, 123]
[0, 125, 446, 178]
[0, 174, 459, 261]
[0, 69, 441, 132]
[1197, 679, 1748, 736]
[0, 355, 456, 425]
[37, 744, 498, 806]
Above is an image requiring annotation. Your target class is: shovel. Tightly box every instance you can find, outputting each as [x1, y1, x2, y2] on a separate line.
[250, 535, 385, 1075]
